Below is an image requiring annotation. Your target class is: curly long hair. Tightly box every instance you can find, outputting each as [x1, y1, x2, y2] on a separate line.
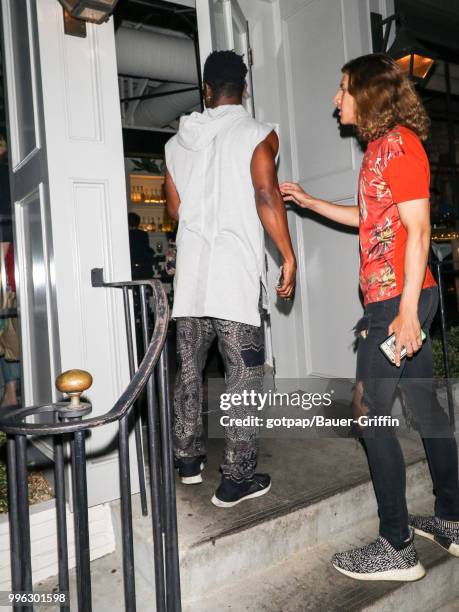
[342, 53, 430, 142]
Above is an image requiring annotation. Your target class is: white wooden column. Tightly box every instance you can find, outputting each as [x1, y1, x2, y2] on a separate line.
[35, 0, 136, 506]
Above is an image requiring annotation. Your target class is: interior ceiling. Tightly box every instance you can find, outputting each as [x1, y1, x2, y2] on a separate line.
[114, 0, 197, 37]
[114, 0, 200, 131]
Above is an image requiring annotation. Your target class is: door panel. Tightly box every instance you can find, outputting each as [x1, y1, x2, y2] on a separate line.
[281, 0, 372, 377]
[196, 0, 274, 368]
[1, 0, 58, 405]
[196, 0, 254, 115]
[209, 0, 227, 50]
[15, 186, 53, 405]
[6, 0, 39, 167]
[1, 0, 135, 506]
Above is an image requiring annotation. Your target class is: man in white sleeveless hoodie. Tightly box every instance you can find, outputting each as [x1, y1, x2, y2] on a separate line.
[165, 51, 296, 507]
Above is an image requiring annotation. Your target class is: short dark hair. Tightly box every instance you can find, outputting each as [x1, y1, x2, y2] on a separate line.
[203, 50, 248, 99]
[128, 212, 140, 228]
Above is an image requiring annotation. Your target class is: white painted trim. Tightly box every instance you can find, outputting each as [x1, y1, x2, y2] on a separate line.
[281, 16, 313, 376]
[222, 0, 234, 48]
[26, 0, 42, 152]
[1, 0, 20, 169]
[14, 191, 36, 406]
[39, 182, 59, 403]
[196, 0, 214, 70]
[0, 500, 115, 590]
[1, 0, 42, 170]
[30, 437, 54, 462]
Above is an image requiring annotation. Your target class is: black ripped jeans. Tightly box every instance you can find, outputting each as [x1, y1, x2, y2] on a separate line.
[355, 286, 459, 548]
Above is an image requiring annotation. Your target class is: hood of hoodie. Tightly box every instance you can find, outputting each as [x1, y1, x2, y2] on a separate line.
[176, 104, 249, 152]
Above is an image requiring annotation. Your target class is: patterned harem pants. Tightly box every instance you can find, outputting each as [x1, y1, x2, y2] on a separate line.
[173, 317, 265, 482]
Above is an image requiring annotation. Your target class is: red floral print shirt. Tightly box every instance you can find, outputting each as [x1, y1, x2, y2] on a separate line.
[358, 125, 436, 305]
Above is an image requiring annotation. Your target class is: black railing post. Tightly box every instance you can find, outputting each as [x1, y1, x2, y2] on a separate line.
[71, 430, 92, 612]
[53, 426, 70, 612]
[140, 285, 167, 612]
[122, 286, 148, 517]
[157, 343, 182, 612]
[55, 370, 94, 612]
[6, 436, 21, 609]
[16, 434, 33, 612]
[119, 413, 137, 612]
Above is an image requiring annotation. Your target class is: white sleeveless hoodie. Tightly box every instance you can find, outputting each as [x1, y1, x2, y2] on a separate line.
[165, 104, 272, 326]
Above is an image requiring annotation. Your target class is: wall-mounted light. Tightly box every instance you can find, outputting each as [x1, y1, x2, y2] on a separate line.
[371, 12, 436, 83]
[58, 0, 120, 25]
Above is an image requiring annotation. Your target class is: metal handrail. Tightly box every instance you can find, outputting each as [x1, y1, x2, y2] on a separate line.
[0, 275, 181, 612]
[0, 280, 167, 435]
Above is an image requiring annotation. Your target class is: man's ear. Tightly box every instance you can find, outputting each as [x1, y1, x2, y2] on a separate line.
[242, 81, 248, 98]
[203, 82, 212, 99]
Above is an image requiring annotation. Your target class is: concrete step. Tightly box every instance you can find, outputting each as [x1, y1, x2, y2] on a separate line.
[187, 502, 459, 612]
[34, 436, 438, 611]
[177, 439, 430, 603]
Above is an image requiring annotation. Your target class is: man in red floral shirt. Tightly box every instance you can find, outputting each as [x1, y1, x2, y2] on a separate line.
[281, 54, 459, 583]
[359, 125, 436, 305]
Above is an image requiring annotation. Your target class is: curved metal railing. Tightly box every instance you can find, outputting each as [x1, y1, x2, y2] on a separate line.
[0, 274, 181, 612]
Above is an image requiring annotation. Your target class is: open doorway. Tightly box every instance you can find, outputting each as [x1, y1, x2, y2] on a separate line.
[112, 0, 271, 375]
[112, 0, 228, 379]
[113, 0, 201, 309]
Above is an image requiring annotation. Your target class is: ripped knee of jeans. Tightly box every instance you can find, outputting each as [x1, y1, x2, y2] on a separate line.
[354, 314, 370, 340]
[352, 380, 370, 421]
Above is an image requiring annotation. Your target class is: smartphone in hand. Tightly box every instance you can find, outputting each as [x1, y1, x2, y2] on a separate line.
[379, 330, 427, 364]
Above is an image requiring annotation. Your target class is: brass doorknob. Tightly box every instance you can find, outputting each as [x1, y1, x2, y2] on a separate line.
[56, 369, 93, 407]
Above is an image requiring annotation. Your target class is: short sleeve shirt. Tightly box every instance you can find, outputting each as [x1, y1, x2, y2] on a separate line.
[358, 125, 436, 305]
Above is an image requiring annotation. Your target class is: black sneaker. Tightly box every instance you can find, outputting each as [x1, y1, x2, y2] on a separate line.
[211, 474, 271, 508]
[175, 456, 206, 485]
[332, 530, 425, 581]
[409, 514, 459, 557]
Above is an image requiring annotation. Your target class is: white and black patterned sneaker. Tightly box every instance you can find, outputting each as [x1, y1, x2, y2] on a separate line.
[332, 531, 425, 581]
[211, 474, 271, 508]
[175, 456, 206, 485]
[409, 514, 459, 557]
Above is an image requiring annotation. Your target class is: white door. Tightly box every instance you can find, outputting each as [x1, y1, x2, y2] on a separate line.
[1, 0, 60, 407]
[1, 0, 136, 507]
[265, 0, 383, 379]
[196, 0, 255, 115]
[196, 0, 276, 370]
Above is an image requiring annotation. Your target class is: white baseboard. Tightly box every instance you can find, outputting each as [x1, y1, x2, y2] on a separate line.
[0, 499, 115, 589]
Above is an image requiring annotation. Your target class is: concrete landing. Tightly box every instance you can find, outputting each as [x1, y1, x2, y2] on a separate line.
[37, 434, 436, 611]
[175, 436, 425, 552]
[177, 437, 430, 604]
[190, 506, 459, 612]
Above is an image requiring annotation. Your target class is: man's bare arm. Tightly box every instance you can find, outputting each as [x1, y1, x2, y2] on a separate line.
[164, 167, 181, 221]
[251, 131, 296, 299]
[279, 182, 359, 227]
[388, 198, 431, 365]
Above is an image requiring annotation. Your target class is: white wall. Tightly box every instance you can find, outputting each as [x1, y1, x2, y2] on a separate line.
[237, 0, 304, 377]
[34, 0, 138, 506]
[240, 0, 383, 378]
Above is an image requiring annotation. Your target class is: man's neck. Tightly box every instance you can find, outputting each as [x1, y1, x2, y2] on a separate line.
[210, 96, 242, 108]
